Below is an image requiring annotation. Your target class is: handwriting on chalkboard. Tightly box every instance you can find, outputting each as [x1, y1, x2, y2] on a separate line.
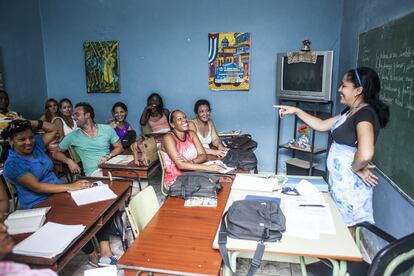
[361, 47, 414, 118]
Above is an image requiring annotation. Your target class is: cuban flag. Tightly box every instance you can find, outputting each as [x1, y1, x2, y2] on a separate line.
[208, 33, 218, 64]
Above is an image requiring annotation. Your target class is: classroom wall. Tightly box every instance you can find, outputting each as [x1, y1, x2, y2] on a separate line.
[36, 0, 343, 172]
[0, 0, 48, 118]
[339, 0, 414, 237]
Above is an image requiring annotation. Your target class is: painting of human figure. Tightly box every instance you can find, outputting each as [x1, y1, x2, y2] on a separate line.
[208, 32, 250, 91]
[83, 41, 120, 93]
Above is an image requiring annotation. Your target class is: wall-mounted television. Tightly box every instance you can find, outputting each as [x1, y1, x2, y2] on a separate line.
[276, 51, 333, 102]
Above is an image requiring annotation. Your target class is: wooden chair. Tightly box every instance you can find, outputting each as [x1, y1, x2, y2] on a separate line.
[67, 145, 85, 178]
[125, 185, 160, 239]
[306, 222, 414, 276]
[1, 176, 18, 211]
[156, 149, 168, 196]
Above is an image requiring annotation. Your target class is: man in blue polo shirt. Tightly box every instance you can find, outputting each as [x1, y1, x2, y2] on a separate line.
[53, 102, 123, 176]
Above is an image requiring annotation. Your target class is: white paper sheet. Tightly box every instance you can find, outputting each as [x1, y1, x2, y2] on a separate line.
[203, 160, 234, 174]
[13, 222, 85, 258]
[231, 174, 287, 192]
[68, 184, 117, 206]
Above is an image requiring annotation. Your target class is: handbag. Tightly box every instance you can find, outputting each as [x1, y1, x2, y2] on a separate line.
[130, 137, 158, 166]
[225, 134, 258, 151]
[223, 148, 258, 173]
[168, 172, 222, 199]
[218, 199, 286, 276]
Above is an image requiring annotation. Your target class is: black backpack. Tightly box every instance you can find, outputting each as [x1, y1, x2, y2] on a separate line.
[219, 200, 286, 276]
[223, 148, 258, 173]
[168, 172, 222, 199]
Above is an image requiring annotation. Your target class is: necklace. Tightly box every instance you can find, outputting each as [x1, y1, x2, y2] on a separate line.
[81, 124, 98, 138]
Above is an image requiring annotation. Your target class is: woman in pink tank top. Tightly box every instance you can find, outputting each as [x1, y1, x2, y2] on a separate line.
[140, 93, 170, 132]
[161, 110, 225, 189]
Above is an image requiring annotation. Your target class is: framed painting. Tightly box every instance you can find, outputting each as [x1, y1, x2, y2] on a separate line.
[208, 32, 250, 91]
[83, 40, 120, 93]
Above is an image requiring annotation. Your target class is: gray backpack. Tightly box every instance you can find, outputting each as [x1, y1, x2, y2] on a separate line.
[168, 172, 222, 199]
[219, 200, 286, 275]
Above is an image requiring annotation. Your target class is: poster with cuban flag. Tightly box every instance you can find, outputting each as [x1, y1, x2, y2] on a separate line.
[208, 32, 250, 91]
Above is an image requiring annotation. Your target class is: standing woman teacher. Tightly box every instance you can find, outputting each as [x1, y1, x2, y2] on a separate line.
[274, 67, 389, 234]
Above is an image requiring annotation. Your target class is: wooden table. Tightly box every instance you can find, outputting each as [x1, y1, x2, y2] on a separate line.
[118, 177, 234, 276]
[6, 178, 132, 271]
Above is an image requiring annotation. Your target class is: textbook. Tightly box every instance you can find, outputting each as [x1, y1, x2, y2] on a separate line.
[5, 207, 51, 235]
[68, 182, 117, 206]
[105, 154, 134, 165]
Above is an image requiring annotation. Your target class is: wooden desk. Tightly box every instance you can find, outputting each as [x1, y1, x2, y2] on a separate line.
[118, 177, 233, 276]
[6, 178, 132, 271]
[212, 176, 363, 276]
[101, 158, 160, 180]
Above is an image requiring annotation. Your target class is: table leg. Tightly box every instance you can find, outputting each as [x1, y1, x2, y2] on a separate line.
[223, 251, 240, 276]
[327, 259, 348, 276]
[299, 256, 308, 276]
[136, 176, 142, 191]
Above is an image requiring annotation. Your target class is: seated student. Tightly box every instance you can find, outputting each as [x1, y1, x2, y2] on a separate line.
[140, 93, 170, 133]
[2, 119, 118, 266]
[108, 102, 136, 149]
[161, 110, 225, 190]
[0, 90, 19, 131]
[1, 119, 89, 208]
[40, 98, 59, 123]
[52, 98, 78, 139]
[0, 182, 9, 222]
[53, 102, 123, 177]
[189, 99, 228, 158]
[0, 222, 57, 275]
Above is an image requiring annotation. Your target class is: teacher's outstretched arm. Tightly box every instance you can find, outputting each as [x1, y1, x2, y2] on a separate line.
[273, 104, 340, 132]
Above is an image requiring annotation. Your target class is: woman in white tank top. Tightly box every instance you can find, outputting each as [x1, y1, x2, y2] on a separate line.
[189, 99, 228, 158]
[52, 98, 78, 138]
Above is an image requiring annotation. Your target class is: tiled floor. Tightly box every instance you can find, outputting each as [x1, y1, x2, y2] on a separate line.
[59, 171, 320, 276]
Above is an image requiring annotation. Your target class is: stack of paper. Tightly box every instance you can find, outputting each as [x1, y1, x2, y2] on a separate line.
[184, 197, 218, 207]
[5, 207, 50, 235]
[105, 155, 134, 165]
[203, 160, 234, 174]
[13, 222, 85, 258]
[231, 174, 287, 192]
[68, 183, 117, 206]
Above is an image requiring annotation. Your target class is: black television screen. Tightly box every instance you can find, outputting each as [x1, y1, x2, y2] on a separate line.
[283, 56, 324, 92]
[276, 51, 333, 102]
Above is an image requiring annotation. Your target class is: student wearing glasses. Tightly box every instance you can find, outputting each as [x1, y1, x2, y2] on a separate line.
[274, 67, 390, 236]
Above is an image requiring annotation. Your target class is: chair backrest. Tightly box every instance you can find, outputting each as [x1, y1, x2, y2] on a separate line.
[369, 232, 414, 276]
[67, 145, 85, 177]
[2, 176, 18, 211]
[141, 123, 153, 136]
[157, 149, 168, 196]
[125, 185, 160, 239]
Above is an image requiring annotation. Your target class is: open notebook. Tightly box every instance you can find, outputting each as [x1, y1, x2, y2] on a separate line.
[5, 207, 51, 235]
[68, 181, 117, 206]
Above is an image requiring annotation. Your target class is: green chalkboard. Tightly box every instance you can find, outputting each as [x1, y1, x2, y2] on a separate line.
[358, 12, 414, 201]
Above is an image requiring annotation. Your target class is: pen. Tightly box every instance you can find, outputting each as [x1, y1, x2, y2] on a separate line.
[298, 204, 325, 207]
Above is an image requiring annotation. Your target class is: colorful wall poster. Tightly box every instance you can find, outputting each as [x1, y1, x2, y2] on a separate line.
[208, 32, 250, 91]
[83, 40, 120, 93]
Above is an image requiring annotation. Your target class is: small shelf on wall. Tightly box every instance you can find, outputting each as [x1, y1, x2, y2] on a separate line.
[275, 99, 333, 177]
[279, 143, 326, 154]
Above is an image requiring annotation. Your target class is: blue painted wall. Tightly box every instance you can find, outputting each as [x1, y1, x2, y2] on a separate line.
[339, 0, 414, 237]
[38, 0, 344, 172]
[0, 0, 47, 118]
